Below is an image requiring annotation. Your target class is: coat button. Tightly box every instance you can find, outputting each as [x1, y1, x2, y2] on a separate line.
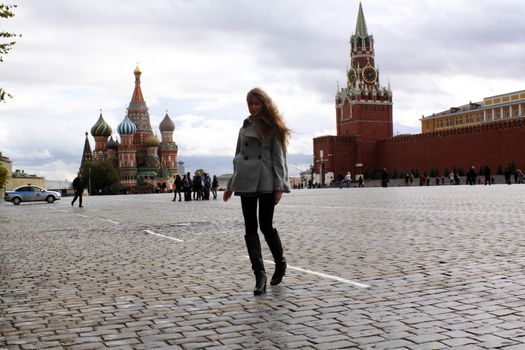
[259, 142, 262, 146]
[244, 156, 248, 160]
[245, 143, 249, 146]
[258, 156, 262, 159]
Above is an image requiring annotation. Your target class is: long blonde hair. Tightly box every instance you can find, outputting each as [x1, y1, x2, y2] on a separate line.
[247, 87, 291, 151]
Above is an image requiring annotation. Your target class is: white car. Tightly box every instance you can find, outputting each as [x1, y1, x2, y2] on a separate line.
[4, 185, 62, 205]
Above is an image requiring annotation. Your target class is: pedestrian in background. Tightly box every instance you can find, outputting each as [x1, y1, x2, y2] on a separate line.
[173, 174, 182, 201]
[71, 173, 84, 208]
[484, 166, 491, 185]
[211, 175, 219, 199]
[223, 87, 291, 296]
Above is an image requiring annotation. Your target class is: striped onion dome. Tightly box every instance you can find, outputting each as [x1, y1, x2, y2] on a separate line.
[144, 134, 160, 147]
[117, 115, 137, 135]
[90, 112, 112, 137]
[159, 112, 175, 132]
[106, 136, 118, 150]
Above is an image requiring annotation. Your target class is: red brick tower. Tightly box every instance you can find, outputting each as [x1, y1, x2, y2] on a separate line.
[336, 2, 392, 141]
[313, 2, 392, 184]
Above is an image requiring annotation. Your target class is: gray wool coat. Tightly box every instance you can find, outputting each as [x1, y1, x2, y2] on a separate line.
[227, 118, 291, 194]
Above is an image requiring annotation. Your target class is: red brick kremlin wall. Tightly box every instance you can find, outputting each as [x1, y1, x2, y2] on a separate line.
[377, 118, 525, 175]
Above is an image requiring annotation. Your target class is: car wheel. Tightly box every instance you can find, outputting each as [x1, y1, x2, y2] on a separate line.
[46, 195, 55, 203]
[12, 197, 21, 205]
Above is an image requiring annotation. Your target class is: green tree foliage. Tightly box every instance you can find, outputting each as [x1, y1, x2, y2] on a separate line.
[1, 4, 20, 102]
[0, 161, 8, 190]
[81, 160, 121, 195]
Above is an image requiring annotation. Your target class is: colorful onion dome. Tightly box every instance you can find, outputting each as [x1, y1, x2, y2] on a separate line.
[106, 136, 118, 150]
[144, 134, 160, 147]
[90, 112, 112, 137]
[159, 112, 175, 132]
[117, 115, 137, 135]
[134, 64, 141, 75]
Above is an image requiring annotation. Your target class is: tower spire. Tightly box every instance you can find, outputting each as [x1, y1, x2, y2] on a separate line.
[355, 2, 368, 39]
[130, 64, 145, 108]
[80, 131, 93, 172]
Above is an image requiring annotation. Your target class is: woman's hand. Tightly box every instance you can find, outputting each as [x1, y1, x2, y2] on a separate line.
[223, 190, 233, 202]
[274, 191, 283, 205]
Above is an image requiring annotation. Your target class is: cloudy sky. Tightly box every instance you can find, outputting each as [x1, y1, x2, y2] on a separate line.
[1, 0, 524, 182]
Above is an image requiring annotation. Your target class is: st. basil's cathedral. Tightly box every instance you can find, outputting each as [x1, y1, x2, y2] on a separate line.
[81, 65, 178, 193]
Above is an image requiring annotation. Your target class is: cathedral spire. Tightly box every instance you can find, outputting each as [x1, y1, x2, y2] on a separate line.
[355, 2, 368, 39]
[80, 131, 93, 172]
[130, 64, 146, 108]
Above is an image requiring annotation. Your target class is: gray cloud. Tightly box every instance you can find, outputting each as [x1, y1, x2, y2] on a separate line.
[2, 0, 524, 181]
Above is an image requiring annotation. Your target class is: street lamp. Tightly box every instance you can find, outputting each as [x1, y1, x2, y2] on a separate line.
[88, 167, 92, 195]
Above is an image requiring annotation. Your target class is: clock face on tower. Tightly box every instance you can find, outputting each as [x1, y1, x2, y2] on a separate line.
[362, 66, 377, 84]
[347, 68, 357, 85]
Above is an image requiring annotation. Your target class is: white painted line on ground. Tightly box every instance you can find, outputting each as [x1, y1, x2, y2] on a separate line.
[60, 210, 69, 213]
[99, 219, 119, 225]
[243, 256, 370, 288]
[76, 214, 88, 218]
[143, 229, 184, 243]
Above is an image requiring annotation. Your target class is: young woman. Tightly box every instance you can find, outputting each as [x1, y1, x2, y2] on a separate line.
[223, 87, 291, 295]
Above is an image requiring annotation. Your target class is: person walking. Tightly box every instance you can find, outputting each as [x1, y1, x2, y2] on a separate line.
[223, 87, 291, 296]
[71, 173, 84, 207]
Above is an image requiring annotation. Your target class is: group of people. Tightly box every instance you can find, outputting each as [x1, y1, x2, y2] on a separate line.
[172, 172, 219, 201]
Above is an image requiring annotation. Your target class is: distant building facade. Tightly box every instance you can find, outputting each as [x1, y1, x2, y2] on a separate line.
[421, 90, 525, 133]
[1, 152, 13, 196]
[8, 169, 45, 190]
[82, 66, 179, 193]
[313, 3, 525, 184]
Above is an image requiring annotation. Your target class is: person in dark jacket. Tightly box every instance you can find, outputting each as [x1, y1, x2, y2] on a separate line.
[381, 168, 389, 188]
[211, 175, 219, 199]
[71, 173, 84, 207]
[172, 174, 183, 201]
[223, 87, 291, 296]
[484, 166, 491, 185]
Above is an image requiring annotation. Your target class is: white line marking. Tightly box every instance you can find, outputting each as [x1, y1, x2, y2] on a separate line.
[143, 230, 184, 243]
[60, 210, 69, 213]
[77, 214, 88, 218]
[100, 219, 119, 225]
[244, 257, 370, 288]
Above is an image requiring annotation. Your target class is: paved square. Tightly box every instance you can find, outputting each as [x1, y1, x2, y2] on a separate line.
[2, 185, 525, 349]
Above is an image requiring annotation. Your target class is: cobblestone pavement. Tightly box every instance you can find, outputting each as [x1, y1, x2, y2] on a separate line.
[2, 185, 525, 349]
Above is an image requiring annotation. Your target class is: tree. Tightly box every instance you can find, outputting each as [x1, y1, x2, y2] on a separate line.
[0, 161, 8, 190]
[1, 4, 20, 102]
[81, 160, 121, 195]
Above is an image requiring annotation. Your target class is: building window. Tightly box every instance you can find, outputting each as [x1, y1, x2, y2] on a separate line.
[495, 109, 501, 120]
[486, 109, 493, 121]
[513, 105, 519, 118]
[504, 107, 510, 118]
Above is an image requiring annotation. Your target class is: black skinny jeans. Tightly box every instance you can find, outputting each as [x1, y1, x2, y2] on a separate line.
[240, 193, 275, 236]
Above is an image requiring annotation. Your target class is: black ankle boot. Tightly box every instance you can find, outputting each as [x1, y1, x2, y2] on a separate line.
[254, 272, 267, 295]
[270, 259, 286, 286]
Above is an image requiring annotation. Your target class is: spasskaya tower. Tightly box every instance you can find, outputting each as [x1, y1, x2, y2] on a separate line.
[313, 1, 392, 184]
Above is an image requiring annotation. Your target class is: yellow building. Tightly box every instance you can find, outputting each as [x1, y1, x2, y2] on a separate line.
[1, 152, 13, 197]
[421, 90, 525, 133]
[4, 168, 46, 193]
